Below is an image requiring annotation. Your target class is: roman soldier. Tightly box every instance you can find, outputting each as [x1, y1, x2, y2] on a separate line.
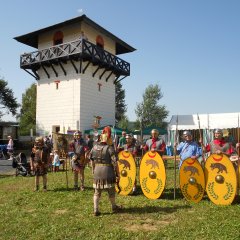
[90, 132, 122, 216]
[143, 129, 166, 156]
[203, 128, 234, 156]
[30, 137, 50, 191]
[70, 131, 88, 191]
[123, 134, 138, 194]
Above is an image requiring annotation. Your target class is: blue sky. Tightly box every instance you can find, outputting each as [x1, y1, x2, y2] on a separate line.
[1, 0, 240, 122]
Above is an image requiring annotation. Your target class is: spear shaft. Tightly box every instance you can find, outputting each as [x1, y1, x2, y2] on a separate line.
[174, 115, 178, 200]
[197, 114, 205, 163]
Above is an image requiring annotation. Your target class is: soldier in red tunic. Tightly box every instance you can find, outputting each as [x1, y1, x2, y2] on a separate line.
[123, 134, 138, 194]
[204, 129, 234, 156]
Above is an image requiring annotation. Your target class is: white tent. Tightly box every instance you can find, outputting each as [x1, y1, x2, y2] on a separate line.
[165, 113, 240, 155]
[168, 112, 240, 130]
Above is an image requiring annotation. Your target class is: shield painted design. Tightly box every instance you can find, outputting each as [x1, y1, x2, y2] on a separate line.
[180, 158, 205, 203]
[116, 151, 136, 195]
[205, 154, 237, 205]
[140, 151, 166, 199]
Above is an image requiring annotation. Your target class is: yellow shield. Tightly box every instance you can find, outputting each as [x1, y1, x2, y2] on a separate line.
[180, 158, 205, 203]
[116, 151, 136, 196]
[140, 151, 166, 199]
[205, 154, 237, 205]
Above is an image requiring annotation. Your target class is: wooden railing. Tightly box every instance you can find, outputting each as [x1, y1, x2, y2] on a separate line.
[20, 39, 130, 76]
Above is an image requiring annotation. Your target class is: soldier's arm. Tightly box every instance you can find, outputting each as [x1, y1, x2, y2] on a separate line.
[89, 148, 95, 174]
[109, 147, 119, 177]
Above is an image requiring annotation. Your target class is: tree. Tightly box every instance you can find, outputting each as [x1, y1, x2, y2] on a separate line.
[117, 115, 129, 130]
[0, 78, 19, 119]
[115, 81, 127, 125]
[19, 83, 36, 135]
[135, 84, 169, 129]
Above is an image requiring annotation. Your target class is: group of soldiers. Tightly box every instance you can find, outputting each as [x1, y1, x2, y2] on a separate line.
[29, 126, 240, 215]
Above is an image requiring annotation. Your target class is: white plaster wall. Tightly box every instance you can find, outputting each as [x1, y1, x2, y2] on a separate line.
[36, 62, 115, 135]
[79, 65, 115, 130]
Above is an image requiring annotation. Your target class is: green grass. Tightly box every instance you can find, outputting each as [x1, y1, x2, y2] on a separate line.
[0, 161, 240, 240]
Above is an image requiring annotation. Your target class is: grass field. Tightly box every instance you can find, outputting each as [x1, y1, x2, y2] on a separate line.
[0, 160, 240, 240]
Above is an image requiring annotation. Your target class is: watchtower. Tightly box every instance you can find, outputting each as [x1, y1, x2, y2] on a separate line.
[14, 15, 135, 135]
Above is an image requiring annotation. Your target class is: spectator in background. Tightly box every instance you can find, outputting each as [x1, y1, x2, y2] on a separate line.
[52, 150, 60, 172]
[117, 131, 127, 152]
[85, 134, 94, 150]
[7, 136, 14, 160]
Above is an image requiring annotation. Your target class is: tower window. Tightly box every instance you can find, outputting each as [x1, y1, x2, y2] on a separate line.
[96, 35, 104, 49]
[53, 31, 64, 45]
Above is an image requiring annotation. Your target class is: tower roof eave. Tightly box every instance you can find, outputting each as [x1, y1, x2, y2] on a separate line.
[14, 14, 136, 55]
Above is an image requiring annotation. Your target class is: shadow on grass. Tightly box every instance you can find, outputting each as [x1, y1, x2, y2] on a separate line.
[51, 186, 93, 192]
[99, 204, 191, 216]
[161, 188, 183, 200]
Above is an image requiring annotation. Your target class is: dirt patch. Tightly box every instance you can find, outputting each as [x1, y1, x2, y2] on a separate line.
[54, 209, 68, 215]
[124, 216, 177, 232]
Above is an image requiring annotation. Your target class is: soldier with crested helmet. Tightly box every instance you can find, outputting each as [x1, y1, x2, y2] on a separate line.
[90, 131, 122, 216]
[30, 136, 50, 191]
[70, 130, 88, 191]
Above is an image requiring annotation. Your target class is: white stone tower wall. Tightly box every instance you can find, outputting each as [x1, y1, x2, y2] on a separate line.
[36, 62, 115, 135]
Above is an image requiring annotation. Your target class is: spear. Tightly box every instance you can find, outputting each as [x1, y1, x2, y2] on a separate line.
[174, 115, 178, 200]
[197, 114, 205, 164]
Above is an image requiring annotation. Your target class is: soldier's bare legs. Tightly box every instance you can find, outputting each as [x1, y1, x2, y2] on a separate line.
[93, 188, 101, 216]
[43, 174, 47, 191]
[73, 171, 79, 190]
[108, 187, 123, 213]
[34, 176, 40, 191]
[79, 168, 85, 190]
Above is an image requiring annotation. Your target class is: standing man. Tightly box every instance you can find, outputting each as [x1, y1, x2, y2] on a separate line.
[175, 130, 201, 168]
[70, 131, 88, 191]
[143, 129, 166, 156]
[117, 131, 127, 152]
[7, 135, 14, 160]
[203, 128, 234, 156]
[123, 134, 138, 194]
[30, 137, 50, 191]
[90, 132, 122, 216]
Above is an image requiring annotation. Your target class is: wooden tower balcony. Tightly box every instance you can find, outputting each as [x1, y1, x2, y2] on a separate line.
[20, 39, 130, 82]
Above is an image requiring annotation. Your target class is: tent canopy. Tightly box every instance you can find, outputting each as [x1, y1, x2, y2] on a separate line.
[168, 112, 240, 130]
[84, 125, 128, 136]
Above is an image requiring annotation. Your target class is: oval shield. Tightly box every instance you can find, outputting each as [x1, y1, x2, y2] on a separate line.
[205, 154, 237, 205]
[180, 158, 205, 203]
[140, 151, 166, 199]
[116, 150, 136, 196]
